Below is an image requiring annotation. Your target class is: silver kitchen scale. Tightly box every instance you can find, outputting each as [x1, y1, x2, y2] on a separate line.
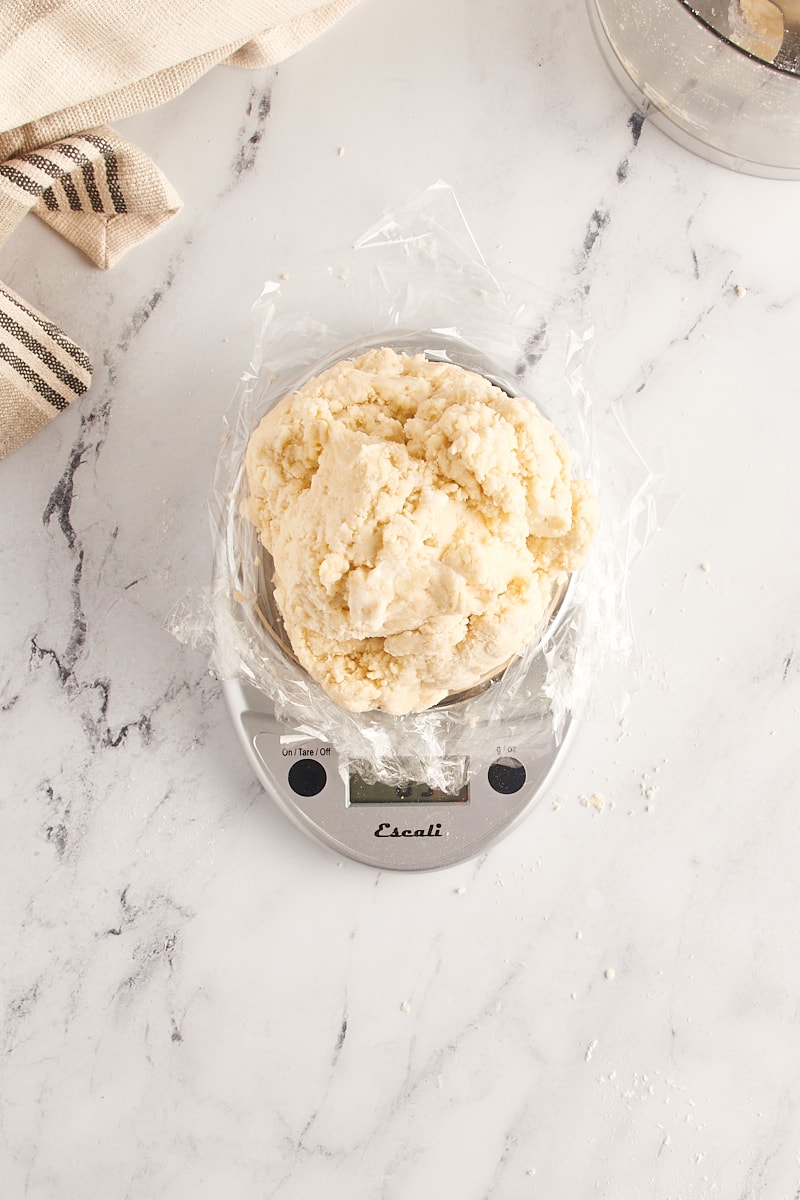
[219, 332, 582, 872]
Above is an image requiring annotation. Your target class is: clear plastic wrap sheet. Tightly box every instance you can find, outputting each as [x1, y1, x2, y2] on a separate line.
[170, 182, 657, 792]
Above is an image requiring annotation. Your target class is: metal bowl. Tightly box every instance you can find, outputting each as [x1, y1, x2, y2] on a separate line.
[587, 0, 800, 177]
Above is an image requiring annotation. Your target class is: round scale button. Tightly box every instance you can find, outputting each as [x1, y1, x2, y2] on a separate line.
[487, 757, 526, 795]
[288, 758, 327, 797]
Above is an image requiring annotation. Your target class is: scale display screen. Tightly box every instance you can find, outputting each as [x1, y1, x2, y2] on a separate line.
[348, 761, 470, 805]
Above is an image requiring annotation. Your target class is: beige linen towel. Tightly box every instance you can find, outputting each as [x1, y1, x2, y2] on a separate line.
[0, 0, 359, 458]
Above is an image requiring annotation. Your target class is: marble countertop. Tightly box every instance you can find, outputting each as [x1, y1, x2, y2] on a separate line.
[3, 0, 800, 1196]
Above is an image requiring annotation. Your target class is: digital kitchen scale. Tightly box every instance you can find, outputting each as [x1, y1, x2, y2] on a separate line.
[222, 638, 575, 871]
[218, 331, 582, 871]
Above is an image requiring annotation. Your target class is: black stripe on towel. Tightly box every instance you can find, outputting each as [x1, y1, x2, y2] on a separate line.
[0, 285, 92, 373]
[81, 161, 104, 213]
[22, 153, 64, 180]
[0, 164, 44, 197]
[61, 175, 83, 211]
[80, 133, 127, 214]
[0, 341, 72, 411]
[0, 309, 89, 395]
[50, 143, 93, 211]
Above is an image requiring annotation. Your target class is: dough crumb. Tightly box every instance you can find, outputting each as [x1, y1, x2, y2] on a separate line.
[245, 348, 597, 713]
[735, 283, 747, 298]
[400, 1000, 411, 1013]
[605, 967, 616, 980]
[455, 886, 466, 895]
[580, 792, 606, 812]
[337, 145, 345, 156]
[700, 561, 711, 572]
[585, 1039, 598, 1062]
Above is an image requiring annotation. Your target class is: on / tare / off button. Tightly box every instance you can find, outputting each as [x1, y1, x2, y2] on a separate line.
[487, 757, 526, 795]
[287, 758, 327, 797]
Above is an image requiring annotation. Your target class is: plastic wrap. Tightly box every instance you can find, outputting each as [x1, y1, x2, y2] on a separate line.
[172, 182, 656, 793]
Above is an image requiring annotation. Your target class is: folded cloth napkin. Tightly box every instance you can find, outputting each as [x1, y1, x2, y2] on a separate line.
[0, 0, 359, 458]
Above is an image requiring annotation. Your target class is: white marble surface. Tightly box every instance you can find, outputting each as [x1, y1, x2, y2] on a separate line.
[3, 0, 800, 1196]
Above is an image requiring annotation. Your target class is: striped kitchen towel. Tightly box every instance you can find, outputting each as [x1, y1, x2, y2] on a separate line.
[0, 0, 359, 459]
[0, 128, 182, 270]
[0, 126, 181, 457]
[0, 282, 93, 458]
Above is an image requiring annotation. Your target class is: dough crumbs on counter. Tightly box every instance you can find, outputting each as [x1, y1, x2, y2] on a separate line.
[455, 886, 466, 895]
[337, 145, 345, 156]
[700, 561, 711, 572]
[580, 792, 606, 812]
[279, 273, 290, 281]
[576, 930, 583, 939]
[570, 991, 577, 1000]
[735, 284, 747, 298]
[604, 967, 616, 980]
[400, 1000, 411, 1013]
[585, 1039, 598, 1062]
[552, 794, 567, 811]
[526, 1168, 536, 1176]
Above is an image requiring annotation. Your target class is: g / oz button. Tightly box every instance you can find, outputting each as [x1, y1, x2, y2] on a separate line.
[288, 758, 327, 797]
[487, 757, 526, 795]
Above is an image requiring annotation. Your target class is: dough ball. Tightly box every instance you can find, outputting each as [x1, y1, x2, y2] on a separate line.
[245, 348, 598, 714]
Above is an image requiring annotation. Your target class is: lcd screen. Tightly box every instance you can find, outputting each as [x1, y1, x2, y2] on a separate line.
[348, 763, 470, 805]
